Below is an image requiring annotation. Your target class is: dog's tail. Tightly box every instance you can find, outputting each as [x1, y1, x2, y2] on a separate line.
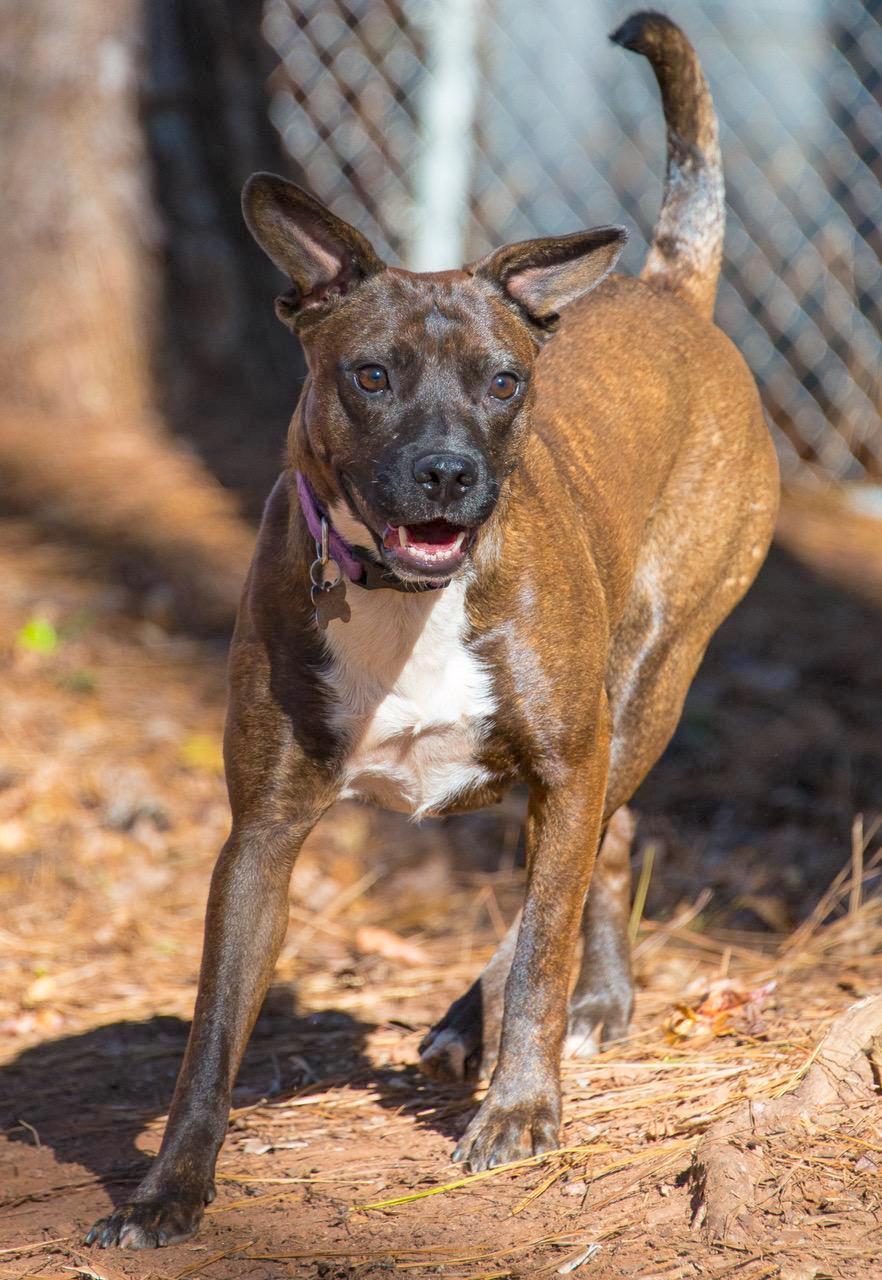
[611, 11, 724, 320]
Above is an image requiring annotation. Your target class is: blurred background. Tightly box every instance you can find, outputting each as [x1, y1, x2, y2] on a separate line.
[1, 2, 882, 1269]
[3, 0, 881, 533]
[1, 0, 881, 969]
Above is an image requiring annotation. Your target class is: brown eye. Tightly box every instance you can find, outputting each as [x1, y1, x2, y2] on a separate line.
[355, 364, 389, 393]
[489, 371, 519, 401]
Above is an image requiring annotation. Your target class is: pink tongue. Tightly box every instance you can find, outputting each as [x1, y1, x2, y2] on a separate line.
[384, 522, 461, 551]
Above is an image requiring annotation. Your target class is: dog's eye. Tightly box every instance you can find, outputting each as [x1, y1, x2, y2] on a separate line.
[489, 372, 519, 401]
[355, 365, 389, 393]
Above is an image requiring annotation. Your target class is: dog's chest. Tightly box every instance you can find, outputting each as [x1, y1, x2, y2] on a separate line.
[322, 581, 496, 818]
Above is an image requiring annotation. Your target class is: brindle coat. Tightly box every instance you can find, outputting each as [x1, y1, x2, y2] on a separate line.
[89, 13, 778, 1249]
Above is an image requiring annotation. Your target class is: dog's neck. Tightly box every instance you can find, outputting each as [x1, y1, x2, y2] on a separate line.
[327, 496, 377, 557]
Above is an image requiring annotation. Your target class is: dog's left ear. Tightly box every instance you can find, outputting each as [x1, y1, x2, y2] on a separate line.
[242, 173, 385, 325]
[471, 226, 628, 327]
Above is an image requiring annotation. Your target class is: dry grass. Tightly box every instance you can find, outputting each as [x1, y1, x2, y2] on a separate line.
[1, 523, 881, 1280]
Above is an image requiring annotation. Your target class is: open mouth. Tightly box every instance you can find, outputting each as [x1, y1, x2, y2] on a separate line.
[382, 520, 473, 576]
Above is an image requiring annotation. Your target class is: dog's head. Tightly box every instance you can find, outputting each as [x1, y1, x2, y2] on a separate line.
[243, 174, 626, 584]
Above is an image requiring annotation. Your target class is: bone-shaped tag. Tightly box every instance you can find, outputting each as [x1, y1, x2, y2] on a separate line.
[309, 525, 351, 630]
[312, 579, 351, 629]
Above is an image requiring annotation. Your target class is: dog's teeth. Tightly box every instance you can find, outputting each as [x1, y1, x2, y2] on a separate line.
[398, 526, 408, 548]
[454, 532, 466, 550]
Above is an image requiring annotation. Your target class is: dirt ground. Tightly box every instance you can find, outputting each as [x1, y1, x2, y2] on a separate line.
[1, 515, 882, 1280]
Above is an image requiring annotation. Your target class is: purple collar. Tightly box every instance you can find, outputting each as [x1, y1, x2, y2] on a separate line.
[295, 470, 363, 582]
[295, 470, 446, 595]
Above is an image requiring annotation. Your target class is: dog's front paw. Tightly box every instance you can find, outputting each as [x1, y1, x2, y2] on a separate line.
[85, 1184, 213, 1250]
[452, 1095, 560, 1171]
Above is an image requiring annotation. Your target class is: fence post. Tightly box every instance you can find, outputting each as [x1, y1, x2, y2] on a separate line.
[409, 0, 481, 271]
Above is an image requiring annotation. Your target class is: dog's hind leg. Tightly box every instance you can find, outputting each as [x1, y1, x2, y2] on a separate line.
[419, 806, 634, 1082]
[419, 913, 518, 1083]
[566, 805, 635, 1056]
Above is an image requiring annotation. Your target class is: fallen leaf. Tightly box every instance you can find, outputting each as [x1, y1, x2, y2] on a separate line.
[0, 819, 28, 854]
[241, 1138, 273, 1155]
[666, 978, 776, 1042]
[178, 733, 224, 773]
[354, 925, 430, 965]
[24, 973, 56, 1005]
[16, 616, 59, 654]
[59, 669, 97, 694]
[241, 1137, 309, 1156]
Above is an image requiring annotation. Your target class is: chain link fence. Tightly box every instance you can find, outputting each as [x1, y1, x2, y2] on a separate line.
[263, 0, 882, 487]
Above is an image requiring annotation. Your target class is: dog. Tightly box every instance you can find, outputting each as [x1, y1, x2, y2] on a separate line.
[88, 12, 778, 1248]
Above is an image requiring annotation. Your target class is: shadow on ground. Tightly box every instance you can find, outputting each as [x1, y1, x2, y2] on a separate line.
[634, 542, 882, 929]
[0, 986, 473, 1212]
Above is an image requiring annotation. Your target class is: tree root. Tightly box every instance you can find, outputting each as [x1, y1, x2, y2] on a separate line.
[690, 993, 882, 1243]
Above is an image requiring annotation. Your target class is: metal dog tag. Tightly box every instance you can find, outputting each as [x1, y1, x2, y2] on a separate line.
[313, 578, 350, 629]
[309, 521, 350, 629]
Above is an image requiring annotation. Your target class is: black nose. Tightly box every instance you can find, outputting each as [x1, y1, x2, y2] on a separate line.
[411, 452, 478, 505]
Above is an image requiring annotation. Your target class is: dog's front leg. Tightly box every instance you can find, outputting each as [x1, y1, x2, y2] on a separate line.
[87, 806, 328, 1249]
[453, 743, 609, 1171]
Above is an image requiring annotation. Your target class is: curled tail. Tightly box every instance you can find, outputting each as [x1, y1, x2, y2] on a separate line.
[611, 11, 724, 319]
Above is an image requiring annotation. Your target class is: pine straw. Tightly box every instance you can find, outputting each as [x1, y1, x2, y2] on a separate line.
[193, 853, 880, 1277]
[3, 913, 882, 1276]
[5, 860, 872, 1277]
[1, 531, 881, 1278]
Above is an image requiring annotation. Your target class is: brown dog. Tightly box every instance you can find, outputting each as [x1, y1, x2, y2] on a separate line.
[88, 12, 778, 1248]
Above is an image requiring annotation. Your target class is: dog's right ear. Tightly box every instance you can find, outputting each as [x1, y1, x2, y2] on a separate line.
[242, 173, 384, 326]
[470, 226, 628, 333]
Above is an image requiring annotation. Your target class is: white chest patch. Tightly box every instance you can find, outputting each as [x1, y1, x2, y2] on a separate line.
[321, 573, 497, 819]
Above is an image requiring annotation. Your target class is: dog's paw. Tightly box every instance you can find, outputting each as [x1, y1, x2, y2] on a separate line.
[419, 989, 501, 1083]
[567, 982, 633, 1051]
[85, 1185, 212, 1250]
[563, 1027, 601, 1059]
[419, 1023, 487, 1082]
[452, 1096, 560, 1171]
